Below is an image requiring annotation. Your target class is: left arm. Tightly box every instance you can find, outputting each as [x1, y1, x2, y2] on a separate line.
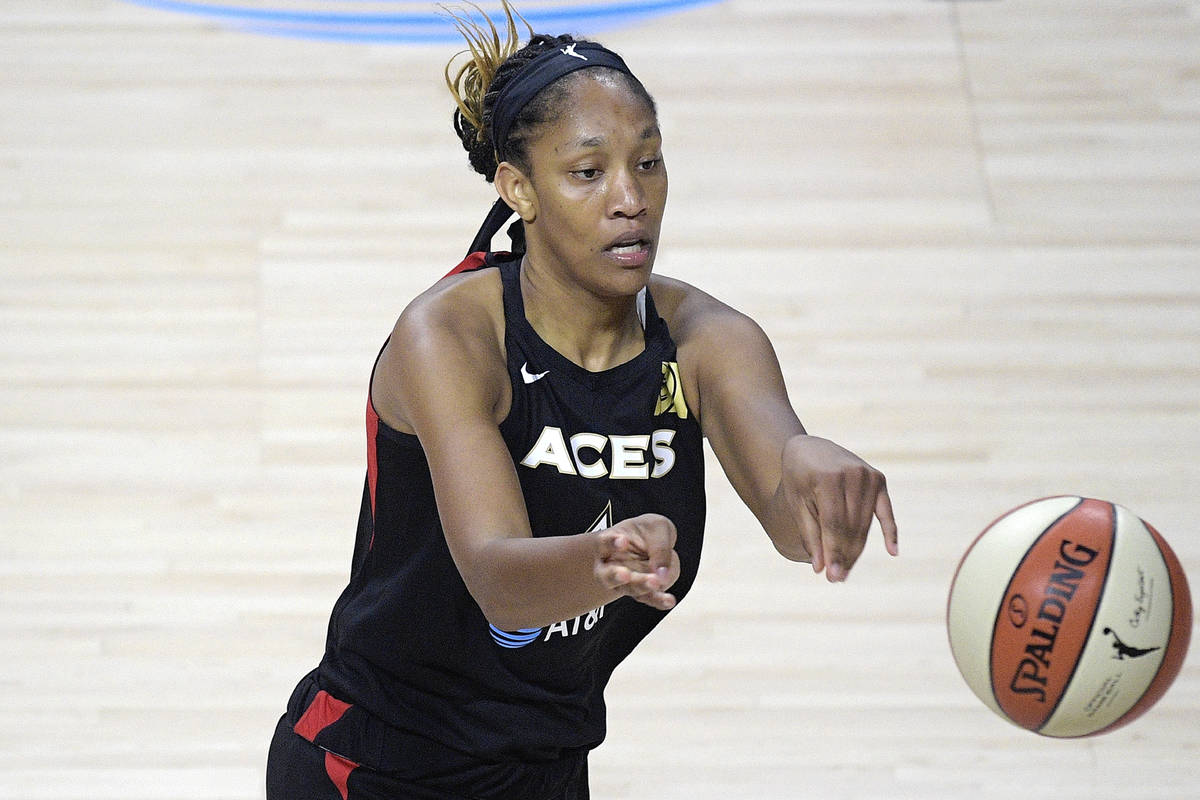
[656, 277, 898, 581]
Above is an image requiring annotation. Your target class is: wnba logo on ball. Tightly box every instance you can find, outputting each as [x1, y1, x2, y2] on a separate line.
[121, 1, 727, 43]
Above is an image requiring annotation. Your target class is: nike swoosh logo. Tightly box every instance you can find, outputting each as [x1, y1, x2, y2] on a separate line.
[521, 362, 549, 384]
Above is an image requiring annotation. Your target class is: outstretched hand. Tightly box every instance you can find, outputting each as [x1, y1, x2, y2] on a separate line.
[595, 514, 680, 610]
[775, 435, 898, 582]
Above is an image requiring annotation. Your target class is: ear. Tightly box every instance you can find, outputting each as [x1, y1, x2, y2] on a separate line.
[494, 161, 538, 224]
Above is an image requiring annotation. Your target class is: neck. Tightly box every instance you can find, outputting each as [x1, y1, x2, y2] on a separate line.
[519, 255, 645, 373]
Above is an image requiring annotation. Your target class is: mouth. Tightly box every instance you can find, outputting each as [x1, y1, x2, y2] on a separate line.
[604, 231, 653, 256]
[608, 239, 649, 255]
[602, 236, 653, 268]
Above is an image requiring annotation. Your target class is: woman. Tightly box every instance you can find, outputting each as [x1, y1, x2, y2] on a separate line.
[267, 3, 898, 798]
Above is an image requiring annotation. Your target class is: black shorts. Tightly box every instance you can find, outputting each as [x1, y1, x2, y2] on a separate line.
[266, 715, 590, 800]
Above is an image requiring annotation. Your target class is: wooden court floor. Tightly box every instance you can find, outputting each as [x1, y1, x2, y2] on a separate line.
[2, 1, 1198, 797]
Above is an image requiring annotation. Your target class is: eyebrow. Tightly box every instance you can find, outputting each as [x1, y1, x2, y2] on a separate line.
[572, 124, 661, 150]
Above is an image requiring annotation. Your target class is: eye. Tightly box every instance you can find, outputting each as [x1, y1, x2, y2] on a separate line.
[571, 168, 601, 181]
[637, 157, 662, 172]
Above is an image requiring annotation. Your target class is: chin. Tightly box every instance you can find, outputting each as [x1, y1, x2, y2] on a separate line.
[598, 264, 653, 299]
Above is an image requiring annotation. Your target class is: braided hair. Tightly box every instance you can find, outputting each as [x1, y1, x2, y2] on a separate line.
[444, 1, 656, 183]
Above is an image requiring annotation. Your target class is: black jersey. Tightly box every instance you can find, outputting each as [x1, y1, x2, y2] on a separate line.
[283, 252, 706, 799]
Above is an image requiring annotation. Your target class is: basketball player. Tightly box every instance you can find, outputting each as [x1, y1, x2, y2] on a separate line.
[266, 3, 898, 798]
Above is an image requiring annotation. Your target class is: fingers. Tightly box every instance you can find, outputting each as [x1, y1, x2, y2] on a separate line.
[806, 462, 894, 583]
[595, 515, 680, 610]
[794, 496, 824, 574]
[876, 484, 899, 557]
[823, 480, 870, 581]
[595, 560, 677, 610]
[595, 530, 632, 562]
[621, 513, 677, 572]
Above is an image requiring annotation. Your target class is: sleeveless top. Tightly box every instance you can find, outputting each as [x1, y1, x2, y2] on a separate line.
[284, 252, 706, 799]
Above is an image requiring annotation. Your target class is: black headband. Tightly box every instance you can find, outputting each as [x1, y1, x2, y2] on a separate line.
[491, 41, 636, 164]
[467, 41, 638, 257]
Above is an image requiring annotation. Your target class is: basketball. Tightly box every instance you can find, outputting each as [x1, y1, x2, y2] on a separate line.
[947, 496, 1192, 737]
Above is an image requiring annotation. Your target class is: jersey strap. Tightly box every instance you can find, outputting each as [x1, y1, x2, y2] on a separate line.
[466, 197, 526, 257]
[445, 250, 489, 278]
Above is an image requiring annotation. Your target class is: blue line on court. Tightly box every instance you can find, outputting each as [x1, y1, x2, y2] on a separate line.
[121, 0, 725, 42]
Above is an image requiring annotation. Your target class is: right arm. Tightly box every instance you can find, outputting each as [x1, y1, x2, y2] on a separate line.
[371, 278, 679, 631]
[655, 276, 897, 582]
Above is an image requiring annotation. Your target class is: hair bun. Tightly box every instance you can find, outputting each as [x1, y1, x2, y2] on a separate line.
[453, 107, 500, 182]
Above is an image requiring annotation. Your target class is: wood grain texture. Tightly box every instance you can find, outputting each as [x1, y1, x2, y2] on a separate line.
[1, 1, 1197, 798]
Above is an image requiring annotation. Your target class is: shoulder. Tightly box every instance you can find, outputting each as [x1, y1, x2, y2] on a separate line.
[649, 274, 764, 348]
[649, 274, 773, 426]
[374, 267, 509, 433]
[395, 266, 505, 348]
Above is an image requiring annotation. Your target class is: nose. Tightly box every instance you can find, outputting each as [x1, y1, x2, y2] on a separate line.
[609, 168, 647, 219]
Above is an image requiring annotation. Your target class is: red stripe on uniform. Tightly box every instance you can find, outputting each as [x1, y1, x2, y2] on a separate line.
[444, 250, 489, 278]
[324, 751, 359, 800]
[293, 690, 353, 742]
[293, 691, 360, 798]
[365, 397, 380, 545]
[360, 250, 490, 551]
